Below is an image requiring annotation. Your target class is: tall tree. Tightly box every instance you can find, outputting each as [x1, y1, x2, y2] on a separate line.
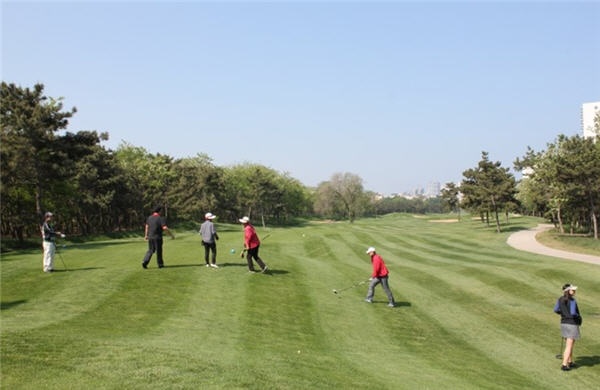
[315, 172, 366, 222]
[1, 82, 77, 241]
[440, 182, 461, 219]
[460, 152, 517, 232]
[168, 154, 225, 222]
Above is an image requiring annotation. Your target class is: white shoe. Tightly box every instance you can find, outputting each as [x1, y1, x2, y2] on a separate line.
[205, 264, 210, 267]
[210, 263, 219, 268]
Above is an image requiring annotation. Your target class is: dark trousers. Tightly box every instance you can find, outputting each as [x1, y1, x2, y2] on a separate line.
[142, 238, 164, 267]
[246, 246, 266, 271]
[203, 241, 217, 264]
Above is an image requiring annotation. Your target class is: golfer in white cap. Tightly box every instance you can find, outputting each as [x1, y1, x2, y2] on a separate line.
[239, 216, 268, 273]
[40, 211, 65, 272]
[365, 247, 395, 307]
[200, 212, 219, 268]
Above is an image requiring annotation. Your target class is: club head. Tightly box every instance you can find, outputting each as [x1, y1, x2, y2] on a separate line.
[555, 354, 562, 359]
[332, 289, 338, 294]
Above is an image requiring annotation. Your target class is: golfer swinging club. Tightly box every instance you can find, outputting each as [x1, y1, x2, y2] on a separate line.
[365, 247, 395, 307]
[40, 211, 66, 273]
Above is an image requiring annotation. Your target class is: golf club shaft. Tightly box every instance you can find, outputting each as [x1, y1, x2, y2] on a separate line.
[336, 279, 369, 293]
[240, 233, 271, 257]
[56, 246, 68, 271]
[559, 337, 564, 359]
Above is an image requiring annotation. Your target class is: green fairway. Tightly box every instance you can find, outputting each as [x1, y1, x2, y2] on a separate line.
[2, 214, 599, 389]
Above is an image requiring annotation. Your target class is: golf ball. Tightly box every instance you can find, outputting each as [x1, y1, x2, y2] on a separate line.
[297, 350, 301, 354]
[230, 249, 235, 254]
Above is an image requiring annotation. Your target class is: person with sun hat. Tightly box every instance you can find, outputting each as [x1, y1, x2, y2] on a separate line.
[554, 283, 582, 371]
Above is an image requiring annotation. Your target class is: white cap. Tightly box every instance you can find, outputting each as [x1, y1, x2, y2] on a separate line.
[205, 212, 216, 220]
[563, 284, 578, 292]
[366, 247, 376, 254]
[45, 212, 53, 218]
[239, 216, 250, 224]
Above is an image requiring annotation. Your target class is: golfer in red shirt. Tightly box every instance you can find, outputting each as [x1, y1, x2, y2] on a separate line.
[365, 247, 395, 307]
[239, 216, 268, 273]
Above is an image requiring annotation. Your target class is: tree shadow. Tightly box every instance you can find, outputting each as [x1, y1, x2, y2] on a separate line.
[1, 299, 27, 310]
[575, 355, 600, 368]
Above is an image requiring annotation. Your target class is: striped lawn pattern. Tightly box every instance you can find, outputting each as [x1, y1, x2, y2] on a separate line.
[1, 214, 599, 389]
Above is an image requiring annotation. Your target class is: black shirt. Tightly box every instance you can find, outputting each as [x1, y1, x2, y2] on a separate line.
[146, 213, 165, 240]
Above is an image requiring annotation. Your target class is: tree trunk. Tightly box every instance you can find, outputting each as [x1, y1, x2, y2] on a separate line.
[557, 207, 564, 234]
[589, 195, 598, 240]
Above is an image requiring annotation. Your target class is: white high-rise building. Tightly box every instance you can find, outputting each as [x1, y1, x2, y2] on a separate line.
[582, 101, 599, 139]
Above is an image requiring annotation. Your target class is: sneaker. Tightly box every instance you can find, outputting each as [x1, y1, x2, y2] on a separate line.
[248, 270, 257, 273]
[210, 263, 219, 268]
[365, 299, 373, 303]
[388, 303, 395, 307]
[561, 365, 571, 371]
[261, 266, 268, 273]
[568, 362, 576, 368]
[206, 264, 210, 267]
[142, 263, 148, 269]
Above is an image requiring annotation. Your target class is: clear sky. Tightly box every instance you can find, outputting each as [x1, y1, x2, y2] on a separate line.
[2, 0, 599, 195]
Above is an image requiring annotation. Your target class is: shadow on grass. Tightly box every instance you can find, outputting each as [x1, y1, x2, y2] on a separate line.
[261, 268, 289, 276]
[575, 355, 600, 368]
[58, 240, 141, 251]
[1, 299, 27, 310]
[369, 300, 412, 307]
[52, 267, 103, 273]
[157, 263, 206, 269]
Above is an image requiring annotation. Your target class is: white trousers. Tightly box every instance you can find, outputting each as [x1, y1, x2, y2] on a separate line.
[43, 241, 55, 272]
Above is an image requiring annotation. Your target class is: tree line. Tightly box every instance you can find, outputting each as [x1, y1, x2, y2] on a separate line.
[441, 129, 600, 238]
[2, 82, 599, 243]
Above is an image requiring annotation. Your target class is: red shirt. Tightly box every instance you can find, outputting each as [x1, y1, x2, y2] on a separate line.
[243, 224, 261, 249]
[370, 254, 389, 278]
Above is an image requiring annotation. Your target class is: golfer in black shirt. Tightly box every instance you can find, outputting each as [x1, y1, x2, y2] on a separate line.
[142, 206, 174, 269]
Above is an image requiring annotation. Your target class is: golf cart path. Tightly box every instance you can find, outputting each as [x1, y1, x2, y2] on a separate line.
[507, 224, 600, 266]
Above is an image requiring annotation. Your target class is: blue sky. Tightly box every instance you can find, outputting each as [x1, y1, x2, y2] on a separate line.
[2, 1, 599, 195]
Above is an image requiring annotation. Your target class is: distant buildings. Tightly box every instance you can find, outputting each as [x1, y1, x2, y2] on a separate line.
[582, 101, 599, 139]
[426, 181, 441, 198]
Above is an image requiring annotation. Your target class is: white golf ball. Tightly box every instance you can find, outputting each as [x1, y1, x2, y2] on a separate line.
[297, 350, 301, 354]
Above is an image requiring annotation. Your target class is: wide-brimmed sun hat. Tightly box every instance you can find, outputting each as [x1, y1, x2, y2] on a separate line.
[205, 212, 216, 220]
[239, 216, 250, 224]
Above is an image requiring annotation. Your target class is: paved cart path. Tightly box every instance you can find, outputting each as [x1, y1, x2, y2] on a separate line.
[507, 224, 600, 266]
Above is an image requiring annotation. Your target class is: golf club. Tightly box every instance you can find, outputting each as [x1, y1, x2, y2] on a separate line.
[55, 245, 68, 271]
[240, 233, 272, 258]
[332, 279, 369, 295]
[556, 337, 564, 359]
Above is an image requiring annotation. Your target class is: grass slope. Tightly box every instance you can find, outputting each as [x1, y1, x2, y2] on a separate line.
[2, 214, 599, 389]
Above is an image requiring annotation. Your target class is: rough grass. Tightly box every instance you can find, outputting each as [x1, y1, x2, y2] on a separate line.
[2, 214, 599, 389]
[536, 230, 600, 257]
